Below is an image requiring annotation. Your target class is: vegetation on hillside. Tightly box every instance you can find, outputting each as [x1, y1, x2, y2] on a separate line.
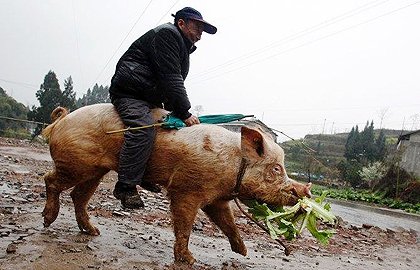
[0, 87, 29, 138]
[282, 121, 419, 207]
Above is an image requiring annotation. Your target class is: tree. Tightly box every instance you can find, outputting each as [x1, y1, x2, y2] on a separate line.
[374, 129, 386, 161]
[28, 70, 63, 125]
[62, 76, 77, 111]
[27, 70, 70, 137]
[193, 105, 204, 116]
[377, 107, 389, 129]
[337, 159, 362, 187]
[76, 84, 110, 107]
[0, 87, 29, 137]
[362, 121, 375, 162]
[341, 120, 388, 187]
[344, 126, 362, 161]
[359, 161, 387, 188]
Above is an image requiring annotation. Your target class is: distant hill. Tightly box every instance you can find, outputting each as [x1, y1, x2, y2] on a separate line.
[0, 86, 30, 138]
[280, 129, 407, 179]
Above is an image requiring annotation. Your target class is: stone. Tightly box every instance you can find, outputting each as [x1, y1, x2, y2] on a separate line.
[6, 243, 17, 253]
[86, 244, 98, 251]
[362, 223, 373, 229]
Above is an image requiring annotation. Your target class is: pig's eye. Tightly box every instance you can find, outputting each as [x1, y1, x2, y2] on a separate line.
[272, 165, 283, 175]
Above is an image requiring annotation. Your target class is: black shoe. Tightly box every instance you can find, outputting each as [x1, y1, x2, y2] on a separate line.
[113, 182, 145, 209]
[140, 181, 161, 193]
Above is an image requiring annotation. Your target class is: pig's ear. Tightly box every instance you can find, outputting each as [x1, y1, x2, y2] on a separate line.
[241, 126, 264, 159]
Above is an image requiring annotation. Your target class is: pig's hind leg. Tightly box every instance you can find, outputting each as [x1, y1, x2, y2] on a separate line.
[203, 200, 247, 256]
[42, 170, 75, 227]
[70, 174, 104, 236]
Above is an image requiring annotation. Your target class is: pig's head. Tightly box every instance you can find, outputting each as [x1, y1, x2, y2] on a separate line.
[238, 126, 312, 206]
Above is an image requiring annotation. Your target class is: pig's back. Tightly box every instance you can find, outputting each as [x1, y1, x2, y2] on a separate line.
[48, 103, 241, 186]
[146, 124, 242, 188]
[47, 104, 125, 170]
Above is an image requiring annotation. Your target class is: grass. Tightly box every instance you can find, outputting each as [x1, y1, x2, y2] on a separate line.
[311, 184, 420, 214]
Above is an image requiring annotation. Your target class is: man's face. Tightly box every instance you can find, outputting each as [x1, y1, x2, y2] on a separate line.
[178, 19, 204, 44]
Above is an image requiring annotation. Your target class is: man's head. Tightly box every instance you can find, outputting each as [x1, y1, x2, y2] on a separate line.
[172, 7, 217, 44]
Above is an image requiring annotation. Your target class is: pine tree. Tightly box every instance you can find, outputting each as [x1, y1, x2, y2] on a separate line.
[344, 127, 355, 160]
[375, 129, 386, 160]
[363, 121, 375, 162]
[62, 76, 77, 111]
[76, 84, 110, 108]
[353, 126, 362, 161]
[28, 70, 63, 124]
[341, 121, 388, 187]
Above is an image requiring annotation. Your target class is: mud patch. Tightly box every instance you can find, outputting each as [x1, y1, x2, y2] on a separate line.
[0, 137, 419, 269]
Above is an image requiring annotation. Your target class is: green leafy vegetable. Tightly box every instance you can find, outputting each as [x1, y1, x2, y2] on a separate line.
[247, 191, 337, 245]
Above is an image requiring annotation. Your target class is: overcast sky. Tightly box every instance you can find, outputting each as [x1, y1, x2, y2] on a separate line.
[1, 0, 419, 140]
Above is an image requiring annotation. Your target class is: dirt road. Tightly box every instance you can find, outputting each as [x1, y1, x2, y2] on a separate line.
[0, 137, 419, 269]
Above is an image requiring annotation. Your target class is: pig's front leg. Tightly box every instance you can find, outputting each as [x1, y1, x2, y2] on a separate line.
[203, 200, 247, 256]
[169, 193, 201, 265]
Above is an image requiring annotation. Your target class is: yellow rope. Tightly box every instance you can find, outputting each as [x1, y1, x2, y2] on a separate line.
[105, 122, 164, 134]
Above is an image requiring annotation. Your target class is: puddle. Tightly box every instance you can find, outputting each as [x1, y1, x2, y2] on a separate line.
[1, 163, 30, 174]
[0, 183, 18, 195]
[0, 146, 51, 161]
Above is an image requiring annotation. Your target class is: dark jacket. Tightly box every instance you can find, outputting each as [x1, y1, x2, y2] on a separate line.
[109, 23, 196, 120]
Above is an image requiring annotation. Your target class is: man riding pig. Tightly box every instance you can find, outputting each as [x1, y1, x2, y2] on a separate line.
[108, 7, 217, 209]
[41, 6, 311, 265]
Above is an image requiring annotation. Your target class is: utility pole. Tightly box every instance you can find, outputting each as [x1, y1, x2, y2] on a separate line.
[321, 118, 326, 135]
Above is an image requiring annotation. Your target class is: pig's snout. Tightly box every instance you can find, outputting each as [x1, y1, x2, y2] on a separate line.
[285, 180, 312, 198]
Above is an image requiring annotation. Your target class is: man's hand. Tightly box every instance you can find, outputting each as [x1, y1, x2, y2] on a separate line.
[183, 115, 200, 126]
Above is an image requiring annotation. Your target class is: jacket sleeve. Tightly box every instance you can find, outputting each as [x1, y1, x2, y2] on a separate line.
[151, 29, 191, 120]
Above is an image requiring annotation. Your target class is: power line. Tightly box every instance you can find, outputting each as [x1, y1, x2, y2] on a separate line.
[189, 0, 389, 81]
[71, 0, 86, 91]
[101, 1, 183, 87]
[248, 103, 420, 113]
[91, 0, 154, 88]
[155, 0, 181, 25]
[189, 1, 420, 85]
[0, 78, 38, 90]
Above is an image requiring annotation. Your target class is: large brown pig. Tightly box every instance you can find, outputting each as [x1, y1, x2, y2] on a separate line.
[41, 103, 311, 264]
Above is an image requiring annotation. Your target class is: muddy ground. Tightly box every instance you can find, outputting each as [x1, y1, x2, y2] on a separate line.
[0, 137, 419, 270]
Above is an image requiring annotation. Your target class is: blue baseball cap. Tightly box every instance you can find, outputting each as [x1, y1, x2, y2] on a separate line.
[172, 7, 217, 34]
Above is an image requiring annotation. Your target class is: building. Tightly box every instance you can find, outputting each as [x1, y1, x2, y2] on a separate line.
[397, 129, 420, 177]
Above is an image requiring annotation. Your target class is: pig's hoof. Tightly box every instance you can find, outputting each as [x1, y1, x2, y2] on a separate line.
[90, 226, 100, 236]
[42, 209, 58, 227]
[231, 241, 247, 256]
[78, 224, 100, 236]
[175, 252, 195, 265]
[84, 227, 100, 236]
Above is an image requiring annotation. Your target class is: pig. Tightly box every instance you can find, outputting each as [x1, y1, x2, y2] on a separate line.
[41, 103, 311, 265]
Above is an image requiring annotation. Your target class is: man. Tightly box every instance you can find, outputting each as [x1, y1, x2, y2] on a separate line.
[109, 7, 217, 209]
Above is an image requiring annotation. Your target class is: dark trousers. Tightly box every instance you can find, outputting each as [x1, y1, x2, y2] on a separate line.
[111, 97, 156, 186]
